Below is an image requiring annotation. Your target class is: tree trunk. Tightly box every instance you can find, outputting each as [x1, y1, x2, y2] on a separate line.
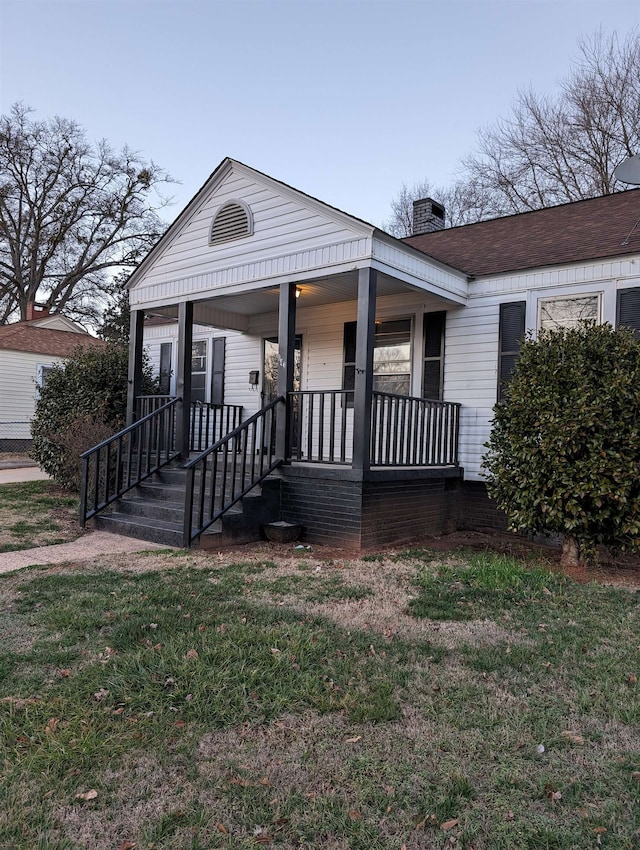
[560, 535, 581, 567]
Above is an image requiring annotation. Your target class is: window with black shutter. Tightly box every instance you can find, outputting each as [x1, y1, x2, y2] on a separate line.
[498, 301, 526, 401]
[423, 311, 445, 400]
[617, 288, 640, 337]
[211, 337, 226, 405]
[342, 319, 412, 404]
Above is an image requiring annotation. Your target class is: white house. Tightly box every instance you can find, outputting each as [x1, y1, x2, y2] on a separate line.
[0, 308, 103, 451]
[81, 158, 640, 549]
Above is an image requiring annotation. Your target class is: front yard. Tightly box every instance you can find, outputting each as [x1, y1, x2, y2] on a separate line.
[0, 542, 639, 849]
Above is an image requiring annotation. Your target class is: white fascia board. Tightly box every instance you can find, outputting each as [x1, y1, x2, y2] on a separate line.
[127, 158, 376, 292]
[372, 234, 468, 305]
[129, 254, 376, 312]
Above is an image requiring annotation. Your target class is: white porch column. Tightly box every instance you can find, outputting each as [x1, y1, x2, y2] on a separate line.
[353, 267, 377, 471]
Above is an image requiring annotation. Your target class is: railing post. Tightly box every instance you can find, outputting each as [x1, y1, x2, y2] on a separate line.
[79, 456, 89, 527]
[183, 466, 195, 547]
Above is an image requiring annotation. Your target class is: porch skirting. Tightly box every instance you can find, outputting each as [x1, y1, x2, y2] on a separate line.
[277, 465, 463, 550]
[274, 467, 509, 550]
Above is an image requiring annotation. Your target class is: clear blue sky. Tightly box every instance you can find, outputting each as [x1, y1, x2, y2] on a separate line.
[1, 0, 639, 227]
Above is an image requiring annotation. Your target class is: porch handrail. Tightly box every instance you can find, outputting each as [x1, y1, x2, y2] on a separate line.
[371, 391, 461, 466]
[182, 396, 285, 547]
[80, 397, 181, 526]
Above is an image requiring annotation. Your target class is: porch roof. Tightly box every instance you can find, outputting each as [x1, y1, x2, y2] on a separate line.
[128, 158, 468, 317]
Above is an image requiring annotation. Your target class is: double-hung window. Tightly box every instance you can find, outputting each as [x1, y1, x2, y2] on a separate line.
[343, 319, 412, 403]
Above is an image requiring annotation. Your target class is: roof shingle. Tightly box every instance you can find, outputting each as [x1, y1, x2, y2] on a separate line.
[403, 189, 640, 277]
[0, 323, 105, 356]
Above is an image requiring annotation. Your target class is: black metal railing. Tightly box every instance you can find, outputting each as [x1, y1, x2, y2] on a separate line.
[371, 392, 460, 466]
[287, 389, 460, 467]
[183, 396, 285, 547]
[288, 390, 351, 463]
[80, 397, 180, 526]
[189, 401, 244, 452]
[136, 396, 243, 453]
[136, 395, 174, 418]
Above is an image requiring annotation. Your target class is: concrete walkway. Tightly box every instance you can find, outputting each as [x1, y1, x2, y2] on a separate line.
[0, 531, 176, 574]
[0, 466, 50, 484]
[0, 457, 50, 484]
[0, 461, 177, 573]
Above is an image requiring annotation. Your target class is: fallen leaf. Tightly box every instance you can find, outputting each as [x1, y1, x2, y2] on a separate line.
[174, 720, 186, 728]
[117, 841, 136, 850]
[270, 647, 281, 655]
[185, 648, 199, 660]
[440, 818, 459, 830]
[345, 735, 362, 743]
[348, 809, 362, 821]
[60, 669, 71, 678]
[593, 826, 607, 834]
[75, 789, 98, 801]
[93, 688, 109, 702]
[626, 672, 638, 684]
[45, 717, 59, 734]
[631, 771, 640, 781]
[216, 823, 228, 834]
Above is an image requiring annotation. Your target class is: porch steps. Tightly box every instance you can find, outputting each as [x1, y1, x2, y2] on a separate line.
[93, 460, 281, 549]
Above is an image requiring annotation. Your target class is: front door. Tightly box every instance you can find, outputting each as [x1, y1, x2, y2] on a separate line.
[262, 336, 302, 450]
[262, 336, 302, 403]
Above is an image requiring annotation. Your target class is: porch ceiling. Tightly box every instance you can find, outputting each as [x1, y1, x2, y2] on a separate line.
[148, 270, 457, 327]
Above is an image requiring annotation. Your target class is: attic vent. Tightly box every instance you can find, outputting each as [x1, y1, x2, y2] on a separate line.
[209, 200, 253, 245]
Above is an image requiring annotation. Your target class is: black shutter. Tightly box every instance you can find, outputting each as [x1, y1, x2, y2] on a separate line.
[343, 321, 356, 406]
[498, 302, 526, 401]
[159, 343, 172, 394]
[423, 311, 445, 400]
[211, 337, 225, 405]
[617, 288, 640, 337]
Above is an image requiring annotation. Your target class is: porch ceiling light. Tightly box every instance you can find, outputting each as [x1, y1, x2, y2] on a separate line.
[295, 286, 302, 298]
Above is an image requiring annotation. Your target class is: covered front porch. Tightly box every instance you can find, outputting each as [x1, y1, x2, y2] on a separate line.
[82, 157, 472, 548]
[111, 264, 464, 547]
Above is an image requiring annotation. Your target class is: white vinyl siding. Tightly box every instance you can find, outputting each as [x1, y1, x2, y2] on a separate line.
[0, 351, 65, 438]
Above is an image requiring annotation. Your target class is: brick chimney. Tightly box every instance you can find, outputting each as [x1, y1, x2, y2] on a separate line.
[26, 301, 50, 322]
[412, 198, 445, 235]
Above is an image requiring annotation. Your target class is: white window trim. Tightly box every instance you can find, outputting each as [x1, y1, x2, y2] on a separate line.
[36, 363, 55, 387]
[536, 292, 602, 332]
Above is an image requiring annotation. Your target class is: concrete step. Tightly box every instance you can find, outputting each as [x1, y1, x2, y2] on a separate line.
[93, 463, 281, 549]
[94, 512, 185, 547]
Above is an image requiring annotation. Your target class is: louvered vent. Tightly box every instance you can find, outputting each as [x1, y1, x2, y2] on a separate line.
[209, 201, 253, 245]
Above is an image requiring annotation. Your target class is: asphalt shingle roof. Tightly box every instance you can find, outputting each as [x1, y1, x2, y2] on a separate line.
[403, 189, 640, 278]
[0, 323, 104, 356]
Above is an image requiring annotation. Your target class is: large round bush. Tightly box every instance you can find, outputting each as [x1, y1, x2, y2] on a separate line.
[484, 323, 640, 565]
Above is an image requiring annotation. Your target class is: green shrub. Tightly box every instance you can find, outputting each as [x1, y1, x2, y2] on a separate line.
[31, 343, 157, 489]
[483, 322, 640, 565]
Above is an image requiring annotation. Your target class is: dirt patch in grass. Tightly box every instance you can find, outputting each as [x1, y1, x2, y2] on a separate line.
[0, 481, 80, 552]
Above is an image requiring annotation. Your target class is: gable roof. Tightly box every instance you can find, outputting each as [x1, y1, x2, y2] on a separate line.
[0, 323, 104, 357]
[403, 189, 640, 278]
[127, 157, 379, 291]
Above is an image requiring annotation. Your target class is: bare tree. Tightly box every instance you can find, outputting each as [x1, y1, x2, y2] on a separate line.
[383, 175, 494, 237]
[388, 29, 640, 233]
[0, 104, 173, 324]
